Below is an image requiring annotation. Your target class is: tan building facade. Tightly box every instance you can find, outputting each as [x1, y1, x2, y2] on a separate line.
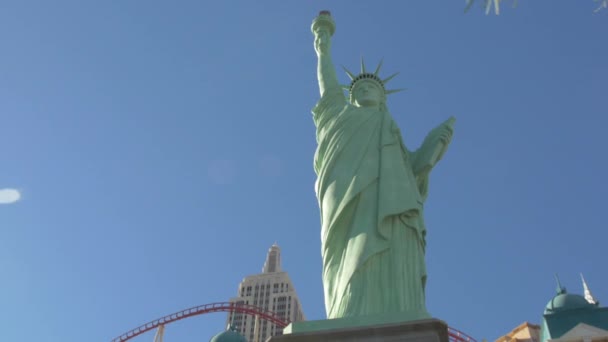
[226, 244, 305, 342]
[496, 322, 541, 342]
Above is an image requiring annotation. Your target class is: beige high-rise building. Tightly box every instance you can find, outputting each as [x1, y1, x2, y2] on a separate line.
[226, 244, 305, 342]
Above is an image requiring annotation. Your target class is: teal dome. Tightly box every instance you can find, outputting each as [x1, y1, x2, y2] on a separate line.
[209, 327, 247, 342]
[545, 293, 595, 314]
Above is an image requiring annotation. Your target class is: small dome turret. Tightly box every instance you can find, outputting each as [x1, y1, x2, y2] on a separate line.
[545, 292, 596, 314]
[209, 325, 247, 342]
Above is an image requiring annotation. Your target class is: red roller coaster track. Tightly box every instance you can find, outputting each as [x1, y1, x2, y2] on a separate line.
[111, 302, 476, 342]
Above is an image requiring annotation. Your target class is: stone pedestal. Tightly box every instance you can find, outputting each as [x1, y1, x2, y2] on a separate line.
[267, 318, 449, 342]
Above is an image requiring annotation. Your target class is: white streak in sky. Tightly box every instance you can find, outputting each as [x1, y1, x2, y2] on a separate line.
[0, 188, 21, 204]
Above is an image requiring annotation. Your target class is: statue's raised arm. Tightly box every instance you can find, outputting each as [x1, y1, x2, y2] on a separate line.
[312, 12, 340, 97]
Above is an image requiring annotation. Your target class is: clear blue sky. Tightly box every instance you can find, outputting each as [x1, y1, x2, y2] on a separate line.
[1, 1, 607, 341]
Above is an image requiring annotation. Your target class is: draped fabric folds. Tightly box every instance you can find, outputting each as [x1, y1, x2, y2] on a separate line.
[312, 88, 431, 319]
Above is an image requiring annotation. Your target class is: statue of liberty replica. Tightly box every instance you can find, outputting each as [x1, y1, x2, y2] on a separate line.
[311, 11, 455, 324]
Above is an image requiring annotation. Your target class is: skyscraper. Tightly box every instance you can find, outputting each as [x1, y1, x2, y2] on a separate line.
[226, 244, 306, 342]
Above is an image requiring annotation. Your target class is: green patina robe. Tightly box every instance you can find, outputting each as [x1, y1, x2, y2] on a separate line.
[313, 88, 446, 319]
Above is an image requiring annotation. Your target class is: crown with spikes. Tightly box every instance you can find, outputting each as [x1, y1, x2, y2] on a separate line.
[342, 58, 405, 100]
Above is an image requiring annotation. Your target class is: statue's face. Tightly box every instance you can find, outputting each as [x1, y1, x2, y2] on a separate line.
[353, 81, 383, 108]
